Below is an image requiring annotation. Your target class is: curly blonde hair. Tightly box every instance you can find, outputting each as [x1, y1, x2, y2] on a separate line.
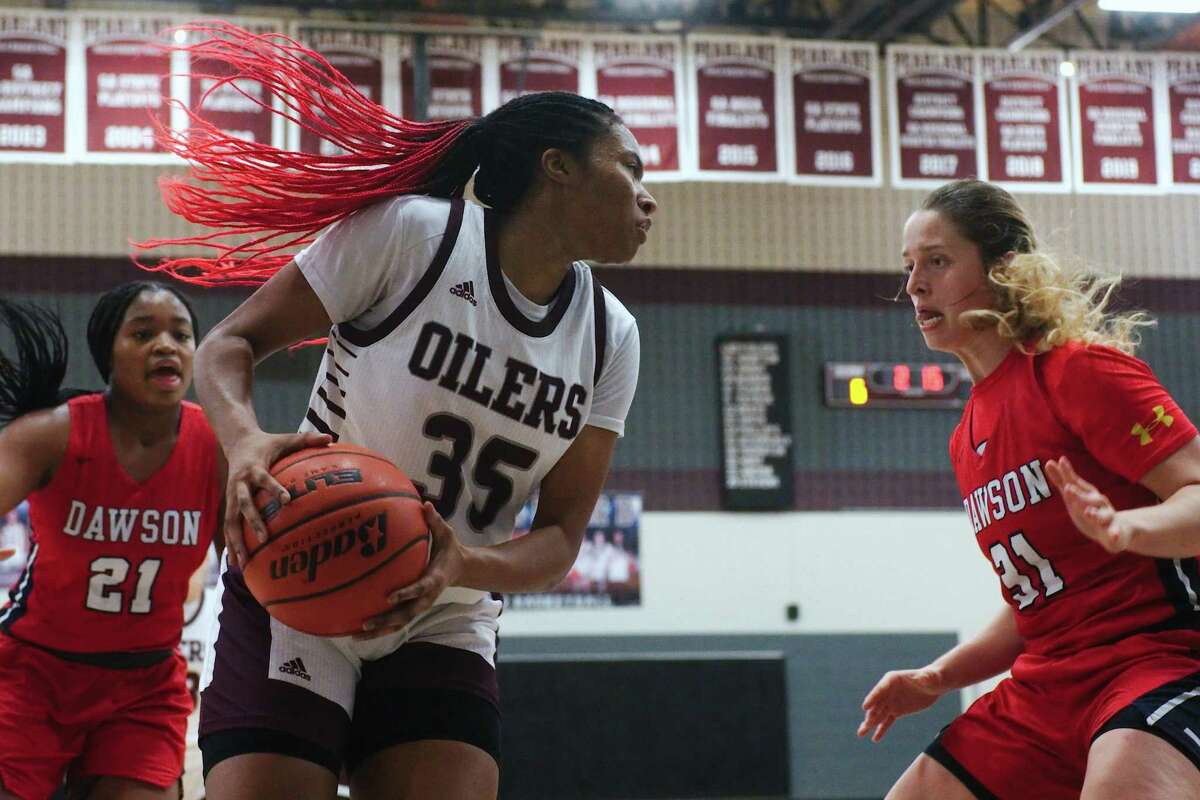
[923, 180, 1152, 355]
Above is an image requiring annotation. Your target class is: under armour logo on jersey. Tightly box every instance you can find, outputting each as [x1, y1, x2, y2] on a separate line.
[1131, 405, 1174, 446]
[278, 657, 312, 681]
[449, 281, 477, 306]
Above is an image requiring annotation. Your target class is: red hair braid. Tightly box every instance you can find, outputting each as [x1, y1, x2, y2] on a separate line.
[133, 22, 478, 287]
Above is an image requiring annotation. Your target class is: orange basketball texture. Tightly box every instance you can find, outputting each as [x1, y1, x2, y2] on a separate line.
[240, 445, 430, 637]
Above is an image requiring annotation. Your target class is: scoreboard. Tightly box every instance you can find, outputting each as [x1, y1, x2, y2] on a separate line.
[824, 361, 971, 409]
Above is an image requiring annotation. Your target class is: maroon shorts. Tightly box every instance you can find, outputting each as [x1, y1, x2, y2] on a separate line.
[0, 634, 189, 800]
[199, 569, 501, 777]
[928, 630, 1200, 800]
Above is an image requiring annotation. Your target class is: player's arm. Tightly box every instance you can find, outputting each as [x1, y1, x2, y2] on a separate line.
[859, 605, 1023, 742]
[0, 405, 69, 518]
[1046, 436, 1200, 558]
[195, 262, 334, 561]
[361, 424, 617, 636]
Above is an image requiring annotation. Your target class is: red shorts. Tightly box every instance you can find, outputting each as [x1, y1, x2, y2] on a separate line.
[0, 634, 191, 800]
[928, 630, 1200, 800]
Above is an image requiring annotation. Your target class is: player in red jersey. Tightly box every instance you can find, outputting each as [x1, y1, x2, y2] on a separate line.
[0, 281, 222, 800]
[859, 179, 1200, 800]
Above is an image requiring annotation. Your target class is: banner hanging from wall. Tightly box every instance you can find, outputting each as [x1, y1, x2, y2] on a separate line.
[788, 40, 880, 186]
[0, 14, 68, 157]
[506, 492, 643, 609]
[592, 36, 686, 178]
[1164, 53, 1200, 193]
[495, 34, 580, 106]
[688, 35, 783, 179]
[1070, 51, 1162, 193]
[294, 28, 384, 156]
[978, 50, 1070, 192]
[83, 16, 174, 157]
[402, 34, 482, 121]
[887, 45, 981, 188]
[187, 21, 282, 149]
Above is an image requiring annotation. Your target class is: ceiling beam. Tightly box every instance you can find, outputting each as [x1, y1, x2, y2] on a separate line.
[872, 0, 958, 43]
[823, 0, 877, 39]
[1006, 0, 1088, 52]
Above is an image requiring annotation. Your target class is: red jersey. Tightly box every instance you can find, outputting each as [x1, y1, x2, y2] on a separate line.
[0, 395, 219, 656]
[951, 342, 1200, 658]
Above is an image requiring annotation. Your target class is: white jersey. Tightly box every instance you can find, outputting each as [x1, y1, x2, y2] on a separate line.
[294, 195, 640, 613]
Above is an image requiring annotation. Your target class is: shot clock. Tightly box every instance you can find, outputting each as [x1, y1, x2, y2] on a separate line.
[824, 362, 971, 409]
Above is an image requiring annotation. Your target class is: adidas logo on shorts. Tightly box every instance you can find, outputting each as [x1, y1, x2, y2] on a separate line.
[278, 657, 312, 681]
[450, 281, 477, 306]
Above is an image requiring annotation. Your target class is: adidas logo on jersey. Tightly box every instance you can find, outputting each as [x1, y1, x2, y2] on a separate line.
[278, 657, 311, 681]
[450, 281, 477, 306]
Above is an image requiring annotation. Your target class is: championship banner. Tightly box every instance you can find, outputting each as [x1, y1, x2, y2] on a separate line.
[295, 28, 384, 156]
[0, 14, 67, 156]
[887, 45, 981, 188]
[401, 34, 482, 121]
[496, 35, 580, 106]
[186, 21, 282, 148]
[1164, 54, 1200, 192]
[592, 36, 686, 178]
[788, 40, 880, 186]
[83, 16, 173, 155]
[506, 492, 642, 609]
[688, 35, 783, 179]
[1070, 52, 1162, 193]
[978, 50, 1070, 192]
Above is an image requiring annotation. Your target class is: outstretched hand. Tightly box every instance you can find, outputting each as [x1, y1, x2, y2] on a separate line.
[222, 429, 332, 568]
[357, 502, 466, 640]
[858, 668, 944, 743]
[1045, 456, 1130, 553]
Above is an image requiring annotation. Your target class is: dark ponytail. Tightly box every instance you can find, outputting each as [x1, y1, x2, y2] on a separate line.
[428, 92, 621, 212]
[0, 300, 86, 426]
[134, 21, 623, 286]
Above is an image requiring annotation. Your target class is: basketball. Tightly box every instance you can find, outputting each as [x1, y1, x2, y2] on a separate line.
[240, 444, 431, 637]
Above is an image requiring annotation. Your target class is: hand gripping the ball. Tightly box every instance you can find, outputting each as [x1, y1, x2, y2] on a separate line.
[357, 502, 467, 640]
[222, 428, 331, 567]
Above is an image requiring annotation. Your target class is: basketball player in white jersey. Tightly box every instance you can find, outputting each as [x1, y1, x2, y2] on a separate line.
[185, 87, 656, 799]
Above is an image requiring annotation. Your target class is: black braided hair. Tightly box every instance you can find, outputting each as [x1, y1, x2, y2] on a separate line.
[0, 299, 87, 426]
[425, 91, 621, 211]
[86, 281, 200, 384]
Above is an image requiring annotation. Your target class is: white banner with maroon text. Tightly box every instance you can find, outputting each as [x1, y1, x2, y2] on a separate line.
[1163, 53, 1200, 193]
[887, 44, 983, 189]
[977, 49, 1071, 192]
[591, 35, 688, 180]
[687, 34, 786, 181]
[788, 40, 881, 187]
[1070, 51, 1164, 194]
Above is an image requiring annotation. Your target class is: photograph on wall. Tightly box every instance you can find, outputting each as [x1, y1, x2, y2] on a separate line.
[1070, 51, 1162, 193]
[506, 491, 642, 609]
[978, 49, 1070, 192]
[0, 13, 68, 156]
[83, 16, 174, 156]
[1164, 53, 1200, 193]
[593, 36, 687, 178]
[688, 35, 783, 179]
[887, 44, 981, 188]
[789, 40, 880, 186]
[295, 28, 384, 156]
